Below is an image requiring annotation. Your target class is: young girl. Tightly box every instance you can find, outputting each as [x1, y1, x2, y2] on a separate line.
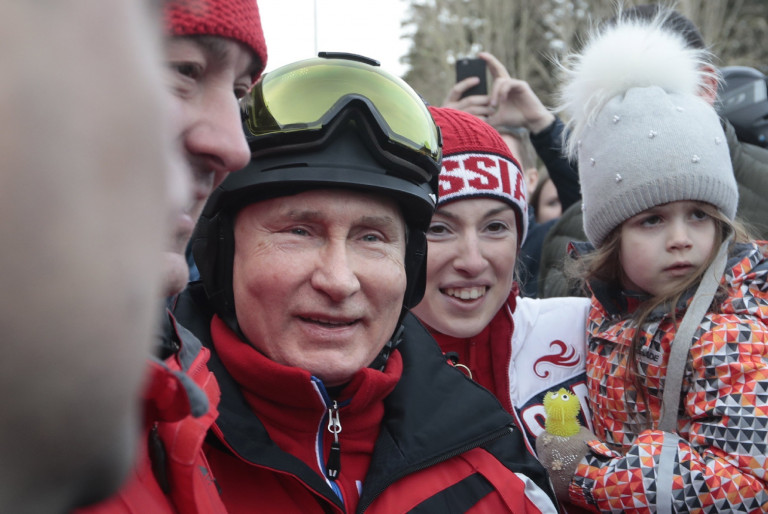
[536, 15, 768, 512]
[414, 106, 593, 455]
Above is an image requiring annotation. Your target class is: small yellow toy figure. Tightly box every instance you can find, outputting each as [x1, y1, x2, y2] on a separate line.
[542, 388, 582, 437]
[535, 388, 594, 502]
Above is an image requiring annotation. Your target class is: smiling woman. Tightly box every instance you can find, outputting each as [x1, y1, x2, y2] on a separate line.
[411, 106, 593, 460]
[413, 198, 519, 339]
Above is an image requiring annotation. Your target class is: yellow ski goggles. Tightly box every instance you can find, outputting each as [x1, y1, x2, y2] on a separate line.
[243, 53, 441, 170]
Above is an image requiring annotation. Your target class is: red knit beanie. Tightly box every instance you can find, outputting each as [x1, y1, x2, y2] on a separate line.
[165, 0, 268, 82]
[428, 106, 528, 244]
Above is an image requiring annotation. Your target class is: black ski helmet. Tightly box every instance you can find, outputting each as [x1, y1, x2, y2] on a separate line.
[191, 53, 442, 334]
[717, 66, 768, 148]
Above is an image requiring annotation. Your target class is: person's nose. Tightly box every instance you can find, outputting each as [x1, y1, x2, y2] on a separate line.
[453, 232, 488, 276]
[184, 89, 251, 177]
[667, 218, 693, 252]
[311, 240, 361, 302]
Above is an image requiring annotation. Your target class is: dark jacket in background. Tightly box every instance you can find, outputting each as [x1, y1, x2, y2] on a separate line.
[518, 120, 581, 297]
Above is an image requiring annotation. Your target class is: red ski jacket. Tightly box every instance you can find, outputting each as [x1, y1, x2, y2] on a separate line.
[75, 311, 225, 514]
[172, 283, 560, 513]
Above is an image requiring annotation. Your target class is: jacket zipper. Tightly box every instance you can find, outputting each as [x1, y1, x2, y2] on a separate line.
[356, 424, 516, 512]
[312, 379, 349, 503]
[326, 400, 342, 480]
[209, 422, 346, 513]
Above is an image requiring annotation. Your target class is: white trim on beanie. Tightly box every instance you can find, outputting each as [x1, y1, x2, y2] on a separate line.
[439, 152, 529, 243]
[428, 106, 529, 246]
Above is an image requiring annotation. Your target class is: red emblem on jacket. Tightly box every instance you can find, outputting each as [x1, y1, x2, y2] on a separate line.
[534, 340, 581, 378]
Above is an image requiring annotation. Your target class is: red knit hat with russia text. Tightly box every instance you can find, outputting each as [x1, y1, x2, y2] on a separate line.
[165, 0, 268, 82]
[428, 106, 528, 244]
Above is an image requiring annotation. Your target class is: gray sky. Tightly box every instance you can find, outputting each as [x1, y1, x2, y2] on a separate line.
[259, 0, 410, 76]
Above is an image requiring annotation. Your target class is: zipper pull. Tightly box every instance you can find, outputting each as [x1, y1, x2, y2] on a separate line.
[326, 400, 342, 481]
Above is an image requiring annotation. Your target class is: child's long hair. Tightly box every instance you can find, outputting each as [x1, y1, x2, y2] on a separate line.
[568, 204, 751, 427]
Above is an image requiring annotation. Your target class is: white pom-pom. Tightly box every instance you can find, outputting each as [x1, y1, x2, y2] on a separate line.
[557, 14, 714, 160]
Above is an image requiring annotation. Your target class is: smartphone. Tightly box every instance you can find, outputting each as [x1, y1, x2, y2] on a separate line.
[455, 58, 488, 98]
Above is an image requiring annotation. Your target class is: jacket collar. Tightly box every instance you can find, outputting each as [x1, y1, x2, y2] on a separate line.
[209, 314, 401, 430]
[205, 310, 513, 462]
[145, 310, 211, 423]
[174, 283, 516, 507]
[363, 313, 515, 496]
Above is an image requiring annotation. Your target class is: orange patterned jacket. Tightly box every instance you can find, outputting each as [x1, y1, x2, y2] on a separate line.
[572, 241, 768, 513]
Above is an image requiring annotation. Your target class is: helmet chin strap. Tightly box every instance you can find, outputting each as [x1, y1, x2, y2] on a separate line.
[368, 318, 405, 372]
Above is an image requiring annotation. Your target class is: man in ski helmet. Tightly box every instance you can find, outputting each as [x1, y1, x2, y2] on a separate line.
[174, 52, 558, 513]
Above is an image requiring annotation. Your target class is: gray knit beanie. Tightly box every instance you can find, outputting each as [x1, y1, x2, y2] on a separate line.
[557, 15, 738, 247]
